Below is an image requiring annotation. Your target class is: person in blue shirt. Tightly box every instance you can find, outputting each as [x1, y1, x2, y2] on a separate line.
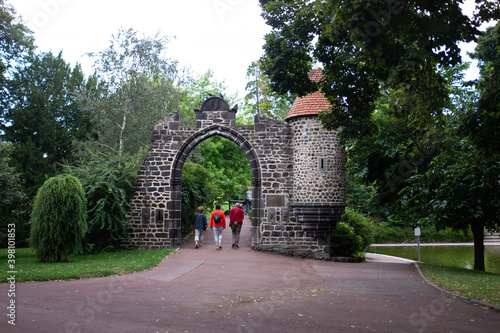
[244, 187, 252, 214]
[245, 186, 252, 214]
[192, 206, 208, 248]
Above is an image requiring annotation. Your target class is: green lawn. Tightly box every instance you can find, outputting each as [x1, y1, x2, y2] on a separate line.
[418, 263, 500, 307]
[0, 247, 174, 282]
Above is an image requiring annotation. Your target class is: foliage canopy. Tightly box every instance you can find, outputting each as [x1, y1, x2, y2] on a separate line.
[464, 23, 500, 154]
[259, 0, 500, 138]
[2, 51, 88, 196]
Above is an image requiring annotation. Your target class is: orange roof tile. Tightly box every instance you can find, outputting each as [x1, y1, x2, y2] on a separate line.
[286, 69, 332, 120]
[309, 68, 323, 82]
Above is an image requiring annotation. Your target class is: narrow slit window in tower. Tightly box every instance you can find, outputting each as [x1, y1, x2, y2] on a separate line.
[318, 158, 327, 172]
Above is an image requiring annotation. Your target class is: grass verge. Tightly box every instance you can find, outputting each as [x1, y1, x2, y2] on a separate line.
[418, 263, 500, 307]
[1, 248, 174, 283]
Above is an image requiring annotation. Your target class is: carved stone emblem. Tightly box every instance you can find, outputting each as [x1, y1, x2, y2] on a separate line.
[199, 96, 230, 111]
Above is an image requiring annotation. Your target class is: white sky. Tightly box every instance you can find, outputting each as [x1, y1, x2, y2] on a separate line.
[10, 0, 271, 99]
[9, 0, 491, 101]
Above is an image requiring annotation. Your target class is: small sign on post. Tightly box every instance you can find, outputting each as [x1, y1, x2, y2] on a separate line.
[414, 227, 421, 262]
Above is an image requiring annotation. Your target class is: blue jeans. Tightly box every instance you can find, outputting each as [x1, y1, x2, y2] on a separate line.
[245, 199, 252, 214]
[213, 226, 223, 247]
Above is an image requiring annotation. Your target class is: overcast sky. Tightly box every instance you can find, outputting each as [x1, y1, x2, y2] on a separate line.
[11, 0, 271, 99]
[10, 0, 487, 101]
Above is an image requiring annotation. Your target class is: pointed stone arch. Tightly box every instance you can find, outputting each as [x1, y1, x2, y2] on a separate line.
[170, 124, 263, 244]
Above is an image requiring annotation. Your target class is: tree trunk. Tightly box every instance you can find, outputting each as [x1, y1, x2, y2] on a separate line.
[119, 82, 131, 156]
[470, 221, 485, 271]
[119, 113, 127, 156]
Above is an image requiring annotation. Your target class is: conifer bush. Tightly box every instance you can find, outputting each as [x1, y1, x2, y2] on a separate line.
[30, 174, 87, 262]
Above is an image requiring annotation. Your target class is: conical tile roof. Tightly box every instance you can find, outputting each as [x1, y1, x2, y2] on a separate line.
[286, 69, 332, 120]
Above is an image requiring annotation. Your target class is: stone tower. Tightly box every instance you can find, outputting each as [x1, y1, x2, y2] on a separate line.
[285, 69, 346, 256]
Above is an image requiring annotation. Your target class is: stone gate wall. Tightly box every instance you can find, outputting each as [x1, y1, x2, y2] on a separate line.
[126, 98, 346, 258]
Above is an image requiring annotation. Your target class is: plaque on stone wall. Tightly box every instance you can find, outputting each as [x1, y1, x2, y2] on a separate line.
[266, 195, 284, 207]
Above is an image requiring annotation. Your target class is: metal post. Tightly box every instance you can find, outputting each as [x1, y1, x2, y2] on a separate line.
[417, 235, 420, 263]
[414, 227, 421, 263]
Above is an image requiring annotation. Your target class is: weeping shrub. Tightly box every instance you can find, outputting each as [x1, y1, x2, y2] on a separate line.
[30, 174, 87, 262]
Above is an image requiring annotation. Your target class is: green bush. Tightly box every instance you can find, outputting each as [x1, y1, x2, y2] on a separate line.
[30, 174, 88, 262]
[372, 225, 414, 243]
[422, 226, 473, 242]
[331, 222, 364, 256]
[67, 149, 143, 253]
[372, 224, 473, 243]
[340, 208, 375, 250]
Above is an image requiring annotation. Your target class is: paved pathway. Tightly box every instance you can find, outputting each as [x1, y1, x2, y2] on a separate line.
[2, 216, 500, 332]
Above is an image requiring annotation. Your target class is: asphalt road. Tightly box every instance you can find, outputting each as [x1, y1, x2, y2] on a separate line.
[2, 216, 499, 332]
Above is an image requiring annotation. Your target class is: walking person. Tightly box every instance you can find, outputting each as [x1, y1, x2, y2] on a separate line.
[244, 186, 252, 214]
[192, 206, 208, 248]
[210, 204, 226, 250]
[229, 203, 244, 248]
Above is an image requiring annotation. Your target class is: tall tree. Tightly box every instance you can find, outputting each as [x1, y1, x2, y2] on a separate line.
[2, 51, 88, 196]
[346, 63, 474, 219]
[181, 161, 223, 233]
[401, 138, 499, 271]
[244, 60, 295, 122]
[260, 0, 500, 271]
[398, 61, 499, 272]
[259, 0, 500, 138]
[86, 28, 184, 155]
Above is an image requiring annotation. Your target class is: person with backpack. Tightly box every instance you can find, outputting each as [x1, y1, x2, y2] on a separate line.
[229, 203, 244, 248]
[192, 206, 208, 248]
[210, 204, 226, 250]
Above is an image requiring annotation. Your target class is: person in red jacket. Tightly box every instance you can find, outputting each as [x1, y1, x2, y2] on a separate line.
[229, 203, 244, 248]
[210, 204, 226, 250]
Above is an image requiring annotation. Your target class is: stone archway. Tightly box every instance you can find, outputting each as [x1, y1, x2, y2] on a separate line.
[126, 93, 346, 259]
[170, 124, 263, 245]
